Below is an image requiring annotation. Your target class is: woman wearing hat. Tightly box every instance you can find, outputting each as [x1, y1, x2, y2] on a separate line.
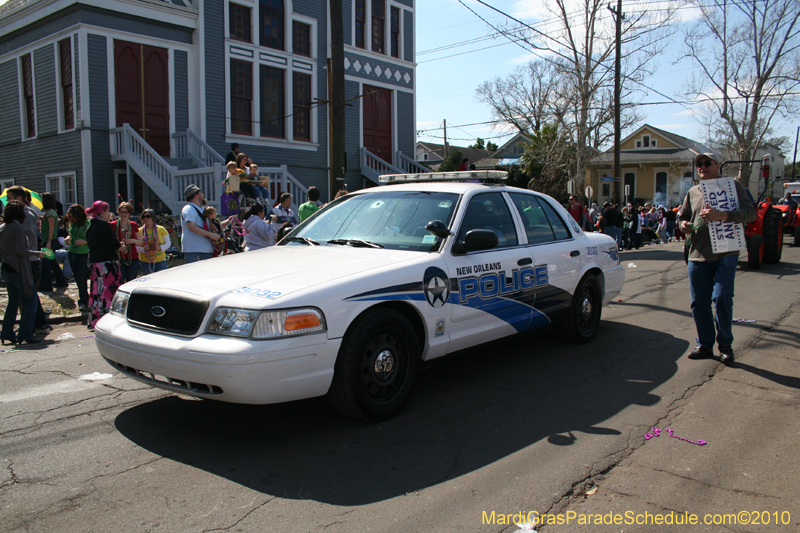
[85, 201, 126, 328]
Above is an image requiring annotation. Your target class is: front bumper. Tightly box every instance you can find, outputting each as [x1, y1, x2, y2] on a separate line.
[602, 265, 625, 305]
[94, 314, 341, 404]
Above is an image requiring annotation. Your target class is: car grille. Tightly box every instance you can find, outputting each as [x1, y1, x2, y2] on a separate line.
[127, 289, 209, 336]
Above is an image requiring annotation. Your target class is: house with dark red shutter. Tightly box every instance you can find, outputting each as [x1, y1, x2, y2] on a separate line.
[0, 0, 421, 213]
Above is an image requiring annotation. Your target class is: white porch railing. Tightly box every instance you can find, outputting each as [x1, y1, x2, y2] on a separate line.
[257, 164, 308, 210]
[110, 124, 220, 213]
[361, 147, 404, 184]
[173, 130, 226, 168]
[396, 151, 432, 174]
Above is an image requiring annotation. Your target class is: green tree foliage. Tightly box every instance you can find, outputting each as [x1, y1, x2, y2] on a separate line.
[486, 141, 498, 151]
[469, 138, 485, 150]
[438, 149, 463, 172]
[520, 123, 575, 203]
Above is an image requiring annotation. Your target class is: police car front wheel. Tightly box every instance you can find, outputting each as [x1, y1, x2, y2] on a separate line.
[328, 308, 421, 421]
[559, 273, 602, 343]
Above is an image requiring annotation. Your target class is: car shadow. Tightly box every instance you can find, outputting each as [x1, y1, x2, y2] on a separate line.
[114, 323, 688, 506]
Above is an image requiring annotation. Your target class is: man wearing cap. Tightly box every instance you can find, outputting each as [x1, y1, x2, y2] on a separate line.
[181, 185, 220, 263]
[679, 152, 756, 365]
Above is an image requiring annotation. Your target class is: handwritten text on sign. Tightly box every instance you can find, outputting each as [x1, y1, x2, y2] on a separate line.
[699, 177, 746, 254]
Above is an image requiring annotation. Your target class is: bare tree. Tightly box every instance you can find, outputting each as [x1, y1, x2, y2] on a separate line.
[681, 0, 800, 189]
[474, 0, 676, 189]
[475, 60, 565, 135]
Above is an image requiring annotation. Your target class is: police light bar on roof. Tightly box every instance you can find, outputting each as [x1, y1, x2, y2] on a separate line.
[379, 170, 508, 184]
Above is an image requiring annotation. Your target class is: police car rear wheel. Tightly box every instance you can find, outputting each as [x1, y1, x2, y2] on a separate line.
[560, 274, 602, 343]
[328, 308, 420, 421]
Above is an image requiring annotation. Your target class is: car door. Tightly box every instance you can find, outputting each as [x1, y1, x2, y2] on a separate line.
[442, 192, 534, 352]
[508, 192, 582, 324]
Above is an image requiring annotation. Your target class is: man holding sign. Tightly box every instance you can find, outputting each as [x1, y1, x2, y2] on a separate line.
[679, 152, 756, 365]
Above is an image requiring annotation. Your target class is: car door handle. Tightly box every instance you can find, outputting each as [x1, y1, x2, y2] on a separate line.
[570, 250, 580, 257]
[517, 257, 532, 265]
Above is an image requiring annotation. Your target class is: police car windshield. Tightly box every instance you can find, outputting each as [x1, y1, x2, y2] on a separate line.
[288, 191, 459, 252]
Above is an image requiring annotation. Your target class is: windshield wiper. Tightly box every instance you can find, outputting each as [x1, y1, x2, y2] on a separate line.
[327, 238, 384, 249]
[286, 236, 319, 245]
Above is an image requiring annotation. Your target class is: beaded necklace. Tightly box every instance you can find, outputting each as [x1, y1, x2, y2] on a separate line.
[116, 220, 132, 266]
[141, 224, 160, 266]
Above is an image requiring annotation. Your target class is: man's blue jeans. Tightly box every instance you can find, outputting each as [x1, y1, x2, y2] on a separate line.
[1, 270, 39, 341]
[687, 254, 738, 350]
[184, 252, 212, 264]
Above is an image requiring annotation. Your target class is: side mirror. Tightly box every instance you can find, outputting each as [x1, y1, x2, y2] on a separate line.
[425, 219, 452, 239]
[464, 229, 499, 252]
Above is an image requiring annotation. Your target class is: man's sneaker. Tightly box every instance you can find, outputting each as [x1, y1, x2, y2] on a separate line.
[687, 346, 713, 359]
[719, 346, 735, 365]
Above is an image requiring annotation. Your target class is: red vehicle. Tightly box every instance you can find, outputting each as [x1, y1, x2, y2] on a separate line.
[744, 195, 783, 269]
[774, 182, 800, 246]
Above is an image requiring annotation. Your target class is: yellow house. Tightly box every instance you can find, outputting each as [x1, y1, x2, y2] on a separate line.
[584, 125, 715, 207]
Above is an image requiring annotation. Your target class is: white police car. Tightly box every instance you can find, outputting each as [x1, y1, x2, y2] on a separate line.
[95, 172, 624, 421]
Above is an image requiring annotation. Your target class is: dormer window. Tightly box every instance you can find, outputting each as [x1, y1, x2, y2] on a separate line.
[642, 135, 650, 147]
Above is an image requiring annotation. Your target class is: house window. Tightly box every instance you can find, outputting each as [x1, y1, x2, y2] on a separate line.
[230, 3, 252, 43]
[636, 141, 641, 148]
[293, 21, 311, 57]
[260, 0, 285, 50]
[20, 54, 35, 138]
[643, 135, 650, 147]
[652, 140, 656, 147]
[390, 6, 400, 58]
[656, 171, 668, 198]
[231, 59, 253, 135]
[355, 0, 366, 49]
[46, 172, 76, 205]
[371, 0, 385, 54]
[58, 38, 74, 130]
[293, 72, 311, 142]
[260, 65, 285, 138]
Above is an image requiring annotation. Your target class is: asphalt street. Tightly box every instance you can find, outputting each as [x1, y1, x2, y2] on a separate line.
[1, 240, 798, 533]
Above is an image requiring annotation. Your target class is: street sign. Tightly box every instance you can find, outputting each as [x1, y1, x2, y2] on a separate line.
[585, 186, 593, 199]
[602, 176, 615, 182]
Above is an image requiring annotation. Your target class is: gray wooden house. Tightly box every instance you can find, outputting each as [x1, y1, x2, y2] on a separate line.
[0, 0, 422, 213]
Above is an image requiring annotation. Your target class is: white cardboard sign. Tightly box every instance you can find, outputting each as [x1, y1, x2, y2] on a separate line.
[699, 177, 746, 254]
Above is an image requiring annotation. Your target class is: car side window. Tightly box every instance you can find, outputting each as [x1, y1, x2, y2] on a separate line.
[509, 193, 558, 244]
[537, 196, 571, 240]
[455, 192, 519, 249]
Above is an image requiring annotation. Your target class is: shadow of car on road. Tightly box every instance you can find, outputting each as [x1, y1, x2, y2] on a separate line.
[114, 322, 689, 505]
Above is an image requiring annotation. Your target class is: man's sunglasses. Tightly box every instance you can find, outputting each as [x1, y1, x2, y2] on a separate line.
[696, 160, 715, 168]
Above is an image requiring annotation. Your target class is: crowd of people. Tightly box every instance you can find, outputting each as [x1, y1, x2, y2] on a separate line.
[568, 195, 684, 251]
[0, 174, 325, 341]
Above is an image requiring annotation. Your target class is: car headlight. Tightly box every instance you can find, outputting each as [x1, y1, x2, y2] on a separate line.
[110, 291, 130, 317]
[206, 307, 326, 339]
[207, 308, 261, 337]
[252, 308, 326, 338]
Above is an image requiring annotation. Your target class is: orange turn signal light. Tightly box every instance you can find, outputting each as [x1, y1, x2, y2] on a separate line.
[284, 313, 321, 331]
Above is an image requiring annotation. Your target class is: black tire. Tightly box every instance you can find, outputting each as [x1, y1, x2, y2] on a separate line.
[558, 274, 602, 343]
[747, 234, 763, 269]
[327, 308, 420, 421]
[795, 225, 800, 247]
[762, 207, 783, 263]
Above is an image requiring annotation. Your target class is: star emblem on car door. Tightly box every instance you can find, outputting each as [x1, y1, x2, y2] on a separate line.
[423, 267, 450, 308]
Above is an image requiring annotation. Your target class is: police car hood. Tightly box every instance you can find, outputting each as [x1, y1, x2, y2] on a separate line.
[120, 246, 421, 301]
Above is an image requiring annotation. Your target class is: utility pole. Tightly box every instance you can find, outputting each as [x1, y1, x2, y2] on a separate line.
[792, 126, 799, 180]
[608, 0, 623, 204]
[443, 119, 449, 158]
[329, 0, 346, 200]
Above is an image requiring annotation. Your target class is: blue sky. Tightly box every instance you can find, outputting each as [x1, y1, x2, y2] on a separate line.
[414, 0, 798, 156]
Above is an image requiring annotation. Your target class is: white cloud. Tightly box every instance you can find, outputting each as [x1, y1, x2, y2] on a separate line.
[671, 109, 694, 117]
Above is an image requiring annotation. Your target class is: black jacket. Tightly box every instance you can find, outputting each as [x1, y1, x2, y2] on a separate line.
[86, 218, 121, 263]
